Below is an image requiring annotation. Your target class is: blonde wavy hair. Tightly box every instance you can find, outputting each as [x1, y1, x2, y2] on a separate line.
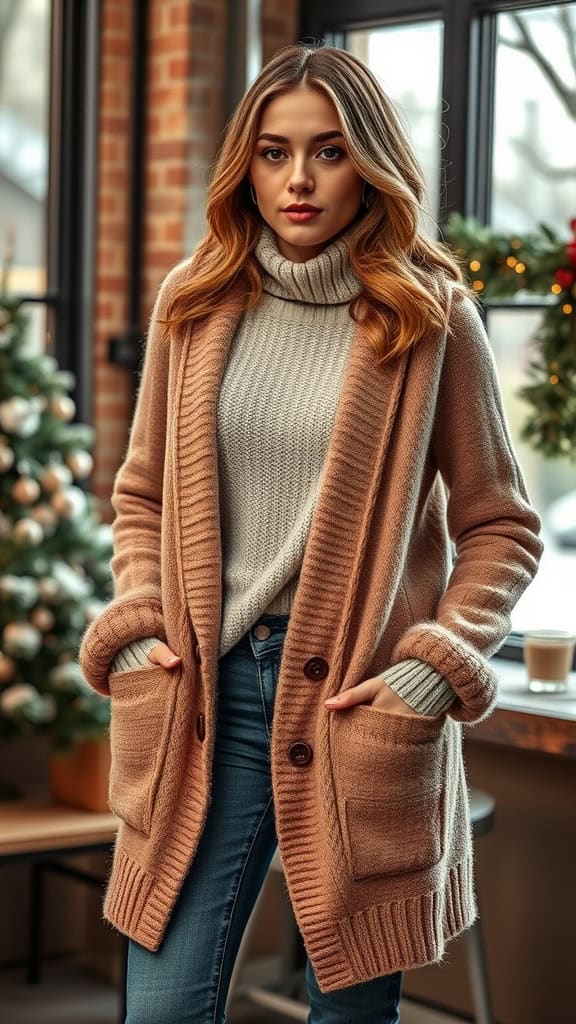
[162, 43, 471, 364]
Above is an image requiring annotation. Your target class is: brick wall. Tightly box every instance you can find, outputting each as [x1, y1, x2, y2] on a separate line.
[93, 0, 135, 511]
[92, 0, 299, 512]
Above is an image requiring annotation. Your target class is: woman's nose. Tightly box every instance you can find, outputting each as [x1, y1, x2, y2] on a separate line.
[286, 160, 314, 194]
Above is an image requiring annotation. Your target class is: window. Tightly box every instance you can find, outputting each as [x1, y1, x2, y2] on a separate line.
[347, 19, 444, 229]
[302, 1, 576, 637]
[0, 0, 99, 422]
[0, 0, 51, 354]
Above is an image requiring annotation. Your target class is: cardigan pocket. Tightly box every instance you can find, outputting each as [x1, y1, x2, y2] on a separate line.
[107, 663, 181, 835]
[330, 702, 446, 881]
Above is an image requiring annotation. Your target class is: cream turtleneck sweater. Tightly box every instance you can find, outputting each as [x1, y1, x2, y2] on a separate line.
[110, 222, 455, 716]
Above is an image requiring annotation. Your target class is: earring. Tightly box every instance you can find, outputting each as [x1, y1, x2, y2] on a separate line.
[362, 182, 372, 208]
[250, 183, 258, 205]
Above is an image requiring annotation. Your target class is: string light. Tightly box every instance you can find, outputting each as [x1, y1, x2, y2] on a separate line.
[510, 239, 522, 249]
[514, 262, 526, 274]
[549, 374, 559, 384]
[472, 280, 484, 291]
[562, 303, 573, 315]
[469, 259, 481, 272]
[506, 256, 517, 268]
[551, 283, 562, 294]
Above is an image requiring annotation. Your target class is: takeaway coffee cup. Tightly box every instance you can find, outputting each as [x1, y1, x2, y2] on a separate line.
[523, 630, 576, 694]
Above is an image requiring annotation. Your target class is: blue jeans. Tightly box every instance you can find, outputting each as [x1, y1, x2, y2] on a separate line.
[125, 613, 403, 1023]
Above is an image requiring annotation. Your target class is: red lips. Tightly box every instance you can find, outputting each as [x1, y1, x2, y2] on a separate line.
[283, 204, 321, 212]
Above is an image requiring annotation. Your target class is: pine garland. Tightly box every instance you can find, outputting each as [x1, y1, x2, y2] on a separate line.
[444, 214, 576, 462]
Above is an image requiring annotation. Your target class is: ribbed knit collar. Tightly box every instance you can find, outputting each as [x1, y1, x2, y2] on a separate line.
[255, 220, 361, 305]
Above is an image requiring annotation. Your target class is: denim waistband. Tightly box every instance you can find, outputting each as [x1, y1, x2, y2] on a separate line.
[234, 613, 290, 654]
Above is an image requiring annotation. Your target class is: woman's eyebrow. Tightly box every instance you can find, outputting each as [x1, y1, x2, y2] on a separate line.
[256, 130, 344, 143]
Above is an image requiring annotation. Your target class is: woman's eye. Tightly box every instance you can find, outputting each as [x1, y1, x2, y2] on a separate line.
[262, 148, 284, 161]
[319, 146, 344, 160]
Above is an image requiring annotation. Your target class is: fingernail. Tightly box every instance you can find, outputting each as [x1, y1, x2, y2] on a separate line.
[325, 696, 340, 704]
[167, 656, 181, 665]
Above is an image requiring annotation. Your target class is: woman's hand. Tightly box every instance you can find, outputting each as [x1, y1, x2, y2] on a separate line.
[147, 641, 182, 669]
[324, 674, 421, 717]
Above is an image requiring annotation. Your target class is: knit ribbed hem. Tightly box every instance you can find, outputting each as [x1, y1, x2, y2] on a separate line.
[391, 622, 499, 724]
[102, 850, 476, 993]
[109, 636, 161, 674]
[79, 598, 167, 697]
[381, 658, 456, 716]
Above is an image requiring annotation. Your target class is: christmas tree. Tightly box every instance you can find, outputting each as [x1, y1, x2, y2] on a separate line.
[0, 275, 113, 793]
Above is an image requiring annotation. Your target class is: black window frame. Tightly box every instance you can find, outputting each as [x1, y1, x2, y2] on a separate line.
[12, 0, 100, 426]
[300, 0, 574, 664]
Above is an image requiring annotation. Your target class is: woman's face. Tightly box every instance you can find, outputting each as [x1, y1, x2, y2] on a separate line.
[248, 85, 364, 262]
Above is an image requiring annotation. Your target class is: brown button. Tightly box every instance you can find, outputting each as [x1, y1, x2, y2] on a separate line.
[194, 643, 201, 662]
[289, 741, 313, 766]
[304, 656, 328, 681]
[196, 713, 205, 741]
[254, 624, 271, 640]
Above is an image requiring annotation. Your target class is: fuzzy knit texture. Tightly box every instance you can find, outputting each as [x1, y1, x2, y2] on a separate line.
[79, 223, 543, 992]
[109, 222, 455, 716]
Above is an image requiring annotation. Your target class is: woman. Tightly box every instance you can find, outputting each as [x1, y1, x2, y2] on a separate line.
[80, 43, 543, 1023]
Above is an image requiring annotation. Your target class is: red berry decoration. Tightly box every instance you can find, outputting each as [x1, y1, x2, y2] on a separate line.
[555, 268, 576, 290]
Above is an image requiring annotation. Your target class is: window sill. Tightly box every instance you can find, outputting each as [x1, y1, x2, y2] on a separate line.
[465, 655, 576, 759]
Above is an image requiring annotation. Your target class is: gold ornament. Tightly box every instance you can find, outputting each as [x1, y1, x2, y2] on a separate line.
[51, 486, 87, 519]
[29, 503, 57, 535]
[40, 464, 73, 492]
[13, 518, 44, 546]
[50, 394, 76, 421]
[0, 446, 14, 473]
[0, 653, 16, 684]
[2, 622, 43, 658]
[37, 576, 60, 602]
[12, 476, 41, 504]
[30, 607, 55, 632]
[65, 449, 93, 479]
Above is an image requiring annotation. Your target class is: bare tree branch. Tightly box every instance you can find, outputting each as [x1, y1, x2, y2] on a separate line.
[500, 13, 576, 119]
[511, 136, 576, 180]
[0, 0, 19, 97]
[559, 7, 576, 81]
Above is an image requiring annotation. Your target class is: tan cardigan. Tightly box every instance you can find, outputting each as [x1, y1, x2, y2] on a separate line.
[79, 253, 543, 992]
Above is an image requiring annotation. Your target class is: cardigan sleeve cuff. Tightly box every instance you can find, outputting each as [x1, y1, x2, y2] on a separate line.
[381, 658, 456, 716]
[390, 621, 499, 724]
[79, 598, 167, 697]
[109, 636, 161, 675]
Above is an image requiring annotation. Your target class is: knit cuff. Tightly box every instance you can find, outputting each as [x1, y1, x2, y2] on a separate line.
[390, 621, 499, 724]
[79, 598, 166, 698]
[381, 658, 456, 716]
[109, 636, 161, 675]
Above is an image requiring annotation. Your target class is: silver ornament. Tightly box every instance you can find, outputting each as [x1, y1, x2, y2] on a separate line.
[0, 397, 40, 437]
[0, 575, 39, 606]
[48, 662, 85, 692]
[65, 450, 93, 479]
[51, 486, 87, 520]
[2, 622, 43, 659]
[0, 683, 39, 714]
